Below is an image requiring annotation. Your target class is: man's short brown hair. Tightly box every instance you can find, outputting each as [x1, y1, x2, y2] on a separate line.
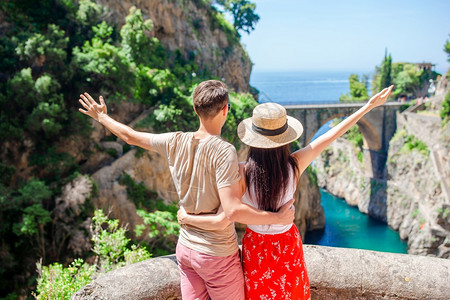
[193, 80, 228, 119]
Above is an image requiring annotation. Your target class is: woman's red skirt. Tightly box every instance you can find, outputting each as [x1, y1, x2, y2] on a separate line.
[242, 224, 311, 300]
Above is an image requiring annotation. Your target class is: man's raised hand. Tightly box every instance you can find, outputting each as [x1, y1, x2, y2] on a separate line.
[367, 85, 394, 108]
[78, 92, 107, 121]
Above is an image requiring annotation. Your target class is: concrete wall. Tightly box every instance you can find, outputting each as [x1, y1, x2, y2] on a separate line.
[72, 245, 450, 300]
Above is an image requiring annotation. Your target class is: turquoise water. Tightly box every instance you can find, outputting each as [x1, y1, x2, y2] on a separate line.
[304, 189, 408, 254]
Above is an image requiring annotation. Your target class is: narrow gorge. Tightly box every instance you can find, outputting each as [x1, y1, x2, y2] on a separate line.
[313, 77, 450, 258]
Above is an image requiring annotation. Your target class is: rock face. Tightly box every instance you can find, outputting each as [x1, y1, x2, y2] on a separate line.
[97, 0, 252, 92]
[91, 148, 177, 240]
[72, 245, 450, 300]
[294, 170, 325, 238]
[313, 92, 450, 258]
[313, 138, 383, 217]
[386, 113, 449, 258]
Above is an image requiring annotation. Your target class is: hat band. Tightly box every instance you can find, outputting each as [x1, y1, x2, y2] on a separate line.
[252, 121, 288, 136]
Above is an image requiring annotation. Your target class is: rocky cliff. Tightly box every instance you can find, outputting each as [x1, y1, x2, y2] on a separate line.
[97, 0, 252, 92]
[386, 112, 449, 257]
[313, 85, 450, 258]
[313, 138, 380, 217]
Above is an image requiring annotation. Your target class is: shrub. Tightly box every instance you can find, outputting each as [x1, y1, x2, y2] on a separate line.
[440, 90, 450, 124]
[306, 165, 318, 187]
[399, 134, 429, 157]
[34, 209, 152, 299]
[34, 258, 96, 300]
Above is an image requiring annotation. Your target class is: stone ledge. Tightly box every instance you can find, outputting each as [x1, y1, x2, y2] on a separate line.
[72, 245, 450, 300]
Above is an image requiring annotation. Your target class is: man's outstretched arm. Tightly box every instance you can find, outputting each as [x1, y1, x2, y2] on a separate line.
[78, 92, 156, 151]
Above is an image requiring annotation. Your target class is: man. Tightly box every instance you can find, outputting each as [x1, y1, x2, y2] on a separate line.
[78, 80, 295, 299]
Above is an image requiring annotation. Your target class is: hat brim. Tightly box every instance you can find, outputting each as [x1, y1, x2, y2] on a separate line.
[237, 115, 303, 149]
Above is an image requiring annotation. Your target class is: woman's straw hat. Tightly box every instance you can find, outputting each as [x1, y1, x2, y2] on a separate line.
[237, 103, 303, 148]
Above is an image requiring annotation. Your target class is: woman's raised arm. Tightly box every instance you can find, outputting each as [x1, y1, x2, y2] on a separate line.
[291, 85, 393, 175]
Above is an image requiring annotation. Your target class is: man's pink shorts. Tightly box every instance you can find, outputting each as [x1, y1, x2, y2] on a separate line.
[176, 242, 245, 300]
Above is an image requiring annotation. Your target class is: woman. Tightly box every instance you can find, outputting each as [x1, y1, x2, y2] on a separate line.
[178, 86, 394, 299]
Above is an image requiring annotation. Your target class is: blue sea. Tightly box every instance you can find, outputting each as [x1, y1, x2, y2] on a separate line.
[250, 70, 407, 254]
[250, 70, 367, 105]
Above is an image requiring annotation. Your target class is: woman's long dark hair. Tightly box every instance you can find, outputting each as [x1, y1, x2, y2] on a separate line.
[245, 144, 298, 212]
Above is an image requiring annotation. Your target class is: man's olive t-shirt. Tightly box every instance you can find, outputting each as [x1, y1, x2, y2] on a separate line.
[151, 132, 240, 257]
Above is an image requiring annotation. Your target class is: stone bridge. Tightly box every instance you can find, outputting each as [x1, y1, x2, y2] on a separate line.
[285, 102, 404, 179]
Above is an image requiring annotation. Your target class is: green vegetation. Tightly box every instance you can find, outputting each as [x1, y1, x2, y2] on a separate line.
[399, 100, 416, 113]
[437, 206, 450, 219]
[339, 74, 369, 102]
[440, 90, 450, 125]
[418, 36, 450, 124]
[371, 50, 438, 99]
[118, 172, 179, 255]
[215, 0, 260, 35]
[371, 49, 391, 94]
[0, 0, 255, 297]
[411, 208, 419, 218]
[379, 49, 392, 93]
[306, 165, 318, 187]
[392, 129, 429, 157]
[34, 209, 152, 299]
[345, 125, 364, 163]
[445, 36, 450, 60]
[223, 92, 258, 149]
[331, 119, 364, 163]
[445, 35, 450, 79]
[391, 63, 434, 99]
[400, 134, 429, 157]
[119, 172, 160, 209]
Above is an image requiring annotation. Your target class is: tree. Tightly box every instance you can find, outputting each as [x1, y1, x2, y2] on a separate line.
[440, 91, 450, 124]
[215, 0, 260, 34]
[391, 63, 438, 99]
[379, 48, 392, 92]
[339, 74, 369, 102]
[444, 35, 450, 62]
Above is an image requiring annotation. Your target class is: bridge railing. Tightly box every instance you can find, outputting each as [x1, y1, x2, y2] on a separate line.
[260, 99, 340, 105]
[283, 100, 410, 109]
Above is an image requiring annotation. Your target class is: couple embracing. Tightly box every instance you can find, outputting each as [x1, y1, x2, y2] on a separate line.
[78, 80, 392, 300]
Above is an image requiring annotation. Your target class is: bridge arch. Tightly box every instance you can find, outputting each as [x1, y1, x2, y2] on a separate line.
[305, 115, 381, 152]
[286, 102, 402, 179]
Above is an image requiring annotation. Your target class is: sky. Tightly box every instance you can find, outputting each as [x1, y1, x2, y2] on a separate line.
[239, 0, 450, 74]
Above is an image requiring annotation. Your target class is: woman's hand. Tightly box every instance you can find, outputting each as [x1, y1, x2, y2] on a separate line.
[78, 92, 107, 121]
[367, 85, 394, 108]
[177, 206, 188, 225]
